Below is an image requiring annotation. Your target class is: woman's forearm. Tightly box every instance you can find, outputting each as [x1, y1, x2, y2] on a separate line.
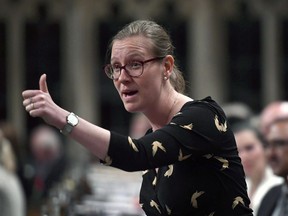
[69, 117, 110, 160]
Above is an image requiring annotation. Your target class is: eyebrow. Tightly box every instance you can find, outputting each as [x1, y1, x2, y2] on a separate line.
[110, 53, 146, 63]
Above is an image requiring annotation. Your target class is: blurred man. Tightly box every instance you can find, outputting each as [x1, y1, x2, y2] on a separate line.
[21, 124, 67, 214]
[257, 118, 288, 216]
[259, 101, 288, 137]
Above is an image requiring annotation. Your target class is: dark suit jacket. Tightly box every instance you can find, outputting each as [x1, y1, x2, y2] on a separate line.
[257, 184, 282, 216]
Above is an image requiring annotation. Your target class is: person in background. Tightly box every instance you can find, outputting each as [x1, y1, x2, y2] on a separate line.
[21, 124, 67, 215]
[233, 121, 282, 215]
[22, 20, 253, 215]
[0, 121, 23, 168]
[0, 130, 26, 216]
[0, 121, 26, 186]
[259, 101, 288, 137]
[257, 117, 288, 216]
[222, 102, 254, 129]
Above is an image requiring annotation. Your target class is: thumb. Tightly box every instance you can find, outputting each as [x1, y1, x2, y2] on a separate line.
[39, 74, 49, 93]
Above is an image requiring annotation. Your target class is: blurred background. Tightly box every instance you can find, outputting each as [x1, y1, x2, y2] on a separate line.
[0, 0, 288, 215]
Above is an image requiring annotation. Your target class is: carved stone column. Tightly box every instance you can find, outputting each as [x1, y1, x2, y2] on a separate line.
[5, 3, 26, 140]
[252, 0, 288, 105]
[61, 0, 99, 164]
[187, 0, 228, 103]
[262, 11, 282, 104]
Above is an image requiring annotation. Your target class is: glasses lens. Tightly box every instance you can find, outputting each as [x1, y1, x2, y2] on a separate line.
[105, 65, 116, 79]
[126, 62, 143, 77]
[104, 57, 163, 80]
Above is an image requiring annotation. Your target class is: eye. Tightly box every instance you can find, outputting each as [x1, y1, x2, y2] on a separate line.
[112, 64, 121, 71]
[244, 144, 254, 152]
[128, 61, 142, 70]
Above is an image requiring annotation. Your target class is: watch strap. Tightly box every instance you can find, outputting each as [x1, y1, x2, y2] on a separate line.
[60, 124, 74, 135]
[60, 112, 79, 135]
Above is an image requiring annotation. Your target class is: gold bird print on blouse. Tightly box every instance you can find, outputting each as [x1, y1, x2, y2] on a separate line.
[214, 115, 227, 132]
[103, 155, 112, 166]
[142, 170, 148, 175]
[191, 191, 205, 208]
[152, 176, 157, 186]
[232, 196, 244, 209]
[203, 154, 213, 159]
[152, 141, 166, 156]
[180, 123, 193, 130]
[150, 200, 161, 213]
[178, 149, 192, 161]
[164, 165, 173, 177]
[175, 111, 182, 116]
[165, 205, 172, 215]
[214, 156, 229, 170]
[128, 136, 139, 152]
[170, 112, 182, 121]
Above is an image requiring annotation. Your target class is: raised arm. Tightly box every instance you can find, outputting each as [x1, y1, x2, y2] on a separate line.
[22, 74, 110, 160]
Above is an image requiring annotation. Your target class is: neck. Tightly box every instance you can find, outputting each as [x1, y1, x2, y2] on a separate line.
[249, 169, 265, 196]
[145, 92, 193, 131]
[144, 90, 178, 130]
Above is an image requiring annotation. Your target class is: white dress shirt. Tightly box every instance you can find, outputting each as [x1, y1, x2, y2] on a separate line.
[246, 167, 283, 215]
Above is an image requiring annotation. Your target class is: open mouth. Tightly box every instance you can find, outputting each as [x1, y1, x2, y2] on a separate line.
[123, 90, 138, 97]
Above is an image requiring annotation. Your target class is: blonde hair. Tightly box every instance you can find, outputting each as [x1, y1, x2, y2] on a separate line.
[107, 20, 186, 93]
[0, 131, 16, 172]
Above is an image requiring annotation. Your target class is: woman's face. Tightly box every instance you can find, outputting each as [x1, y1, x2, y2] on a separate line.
[111, 36, 166, 113]
[234, 129, 266, 178]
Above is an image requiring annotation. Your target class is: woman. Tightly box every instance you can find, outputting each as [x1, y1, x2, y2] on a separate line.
[233, 121, 282, 215]
[23, 20, 253, 215]
[0, 131, 26, 216]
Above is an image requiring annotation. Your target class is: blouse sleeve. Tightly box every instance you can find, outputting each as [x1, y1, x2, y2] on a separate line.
[102, 99, 236, 172]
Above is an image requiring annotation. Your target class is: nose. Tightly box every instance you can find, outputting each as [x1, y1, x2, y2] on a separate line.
[117, 67, 131, 82]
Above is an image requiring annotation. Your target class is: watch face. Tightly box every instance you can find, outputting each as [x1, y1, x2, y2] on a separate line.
[68, 113, 79, 126]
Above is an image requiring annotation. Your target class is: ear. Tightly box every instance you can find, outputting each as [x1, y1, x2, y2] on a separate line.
[163, 55, 174, 78]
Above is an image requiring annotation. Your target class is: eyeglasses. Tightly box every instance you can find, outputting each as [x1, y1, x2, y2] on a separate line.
[104, 56, 165, 80]
[264, 139, 288, 149]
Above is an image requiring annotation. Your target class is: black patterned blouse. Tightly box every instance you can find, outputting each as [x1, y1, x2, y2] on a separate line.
[102, 97, 253, 216]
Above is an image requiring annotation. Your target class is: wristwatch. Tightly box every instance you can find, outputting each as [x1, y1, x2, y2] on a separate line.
[60, 112, 79, 135]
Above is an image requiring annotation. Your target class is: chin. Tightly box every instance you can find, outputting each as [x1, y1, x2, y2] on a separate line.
[124, 104, 139, 113]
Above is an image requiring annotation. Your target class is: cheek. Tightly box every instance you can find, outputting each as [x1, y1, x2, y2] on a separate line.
[254, 149, 264, 160]
[282, 150, 288, 163]
[242, 149, 262, 165]
[245, 153, 257, 165]
[276, 148, 286, 158]
[239, 154, 252, 167]
[113, 81, 121, 94]
[142, 65, 163, 85]
[138, 76, 162, 96]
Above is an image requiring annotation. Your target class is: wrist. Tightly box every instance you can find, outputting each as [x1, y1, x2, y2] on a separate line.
[60, 112, 79, 135]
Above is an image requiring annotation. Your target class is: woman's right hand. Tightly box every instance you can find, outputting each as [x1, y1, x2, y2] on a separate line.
[22, 74, 68, 129]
